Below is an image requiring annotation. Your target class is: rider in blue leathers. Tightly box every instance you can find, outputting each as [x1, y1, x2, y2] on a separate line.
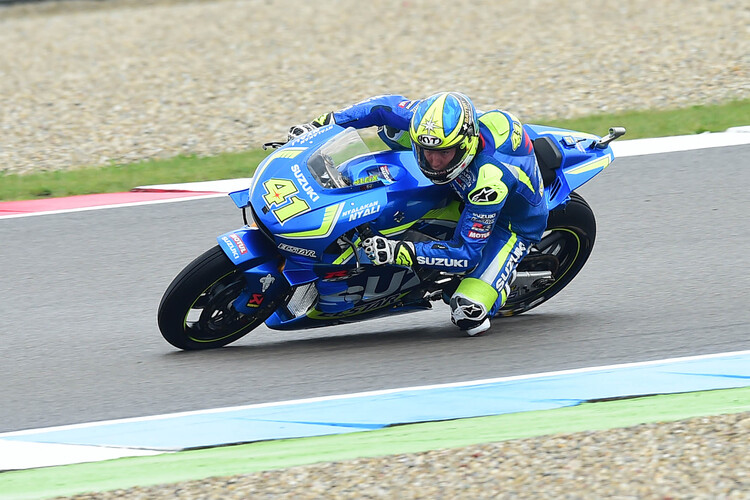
[289, 92, 548, 335]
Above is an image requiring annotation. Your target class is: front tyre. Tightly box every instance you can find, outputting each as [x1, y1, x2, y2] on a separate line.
[498, 191, 596, 316]
[158, 246, 278, 350]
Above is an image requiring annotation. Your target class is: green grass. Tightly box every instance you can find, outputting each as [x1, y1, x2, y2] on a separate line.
[544, 98, 750, 138]
[0, 150, 272, 202]
[1, 99, 748, 202]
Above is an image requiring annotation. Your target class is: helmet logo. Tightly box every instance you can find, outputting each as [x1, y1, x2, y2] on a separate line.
[418, 134, 442, 147]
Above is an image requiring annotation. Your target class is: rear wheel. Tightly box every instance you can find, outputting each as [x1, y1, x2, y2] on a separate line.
[157, 246, 282, 350]
[498, 192, 596, 316]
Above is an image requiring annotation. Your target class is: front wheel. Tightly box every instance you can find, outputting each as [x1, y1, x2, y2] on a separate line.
[498, 192, 596, 316]
[157, 246, 280, 350]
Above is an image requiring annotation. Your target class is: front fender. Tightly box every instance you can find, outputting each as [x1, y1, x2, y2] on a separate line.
[217, 227, 292, 315]
[217, 226, 279, 268]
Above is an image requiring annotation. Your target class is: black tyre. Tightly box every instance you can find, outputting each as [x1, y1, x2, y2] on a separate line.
[498, 191, 596, 316]
[158, 245, 281, 350]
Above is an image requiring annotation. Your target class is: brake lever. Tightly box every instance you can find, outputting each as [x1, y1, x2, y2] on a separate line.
[262, 141, 287, 150]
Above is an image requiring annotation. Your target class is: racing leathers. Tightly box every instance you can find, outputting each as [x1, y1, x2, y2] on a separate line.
[316, 95, 549, 333]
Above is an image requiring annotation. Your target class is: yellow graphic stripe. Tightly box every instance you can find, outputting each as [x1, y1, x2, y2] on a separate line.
[479, 231, 518, 283]
[418, 93, 449, 141]
[249, 147, 308, 195]
[269, 147, 306, 160]
[566, 154, 611, 175]
[333, 236, 360, 265]
[422, 201, 462, 222]
[279, 203, 343, 239]
[511, 165, 534, 193]
[381, 221, 417, 236]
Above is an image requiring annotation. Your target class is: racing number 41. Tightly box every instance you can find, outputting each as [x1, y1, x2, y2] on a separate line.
[262, 178, 311, 224]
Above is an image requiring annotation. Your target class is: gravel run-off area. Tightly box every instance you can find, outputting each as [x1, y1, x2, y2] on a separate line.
[56, 411, 750, 499]
[0, 0, 748, 174]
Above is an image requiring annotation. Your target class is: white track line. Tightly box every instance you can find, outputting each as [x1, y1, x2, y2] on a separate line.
[0, 193, 225, 220]
[3, 349, 748, 438]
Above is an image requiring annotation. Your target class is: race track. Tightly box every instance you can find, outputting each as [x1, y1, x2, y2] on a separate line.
[1, 145, 749, 434]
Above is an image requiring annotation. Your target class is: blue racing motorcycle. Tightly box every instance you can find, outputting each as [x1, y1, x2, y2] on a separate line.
[157, 123, 625, 349]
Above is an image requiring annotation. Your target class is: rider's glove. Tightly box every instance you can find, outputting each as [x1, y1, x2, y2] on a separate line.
[362, 236, 416, 267]
[287, 123, 317, 141]
[287, 112, 335, 141]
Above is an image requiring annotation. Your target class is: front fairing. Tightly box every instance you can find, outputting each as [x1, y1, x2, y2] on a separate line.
[248, 126, 452, 265]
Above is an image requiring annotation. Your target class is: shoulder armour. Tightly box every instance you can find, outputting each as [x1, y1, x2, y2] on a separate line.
[467, 163, 509, 205]
[478, 111, 525, 152]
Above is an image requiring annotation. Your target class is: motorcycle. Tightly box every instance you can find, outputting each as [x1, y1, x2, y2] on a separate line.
[158, 122, 625, 350]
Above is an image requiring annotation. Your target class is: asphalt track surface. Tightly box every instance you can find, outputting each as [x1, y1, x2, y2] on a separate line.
[1, 145, 749, 434]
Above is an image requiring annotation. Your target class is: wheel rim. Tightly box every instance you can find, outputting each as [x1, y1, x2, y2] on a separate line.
[502, 227, 582, 309]
[184, 270, 257, 343]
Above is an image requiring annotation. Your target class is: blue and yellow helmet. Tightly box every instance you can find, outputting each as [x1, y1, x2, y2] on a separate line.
[409, 92, 480, 184]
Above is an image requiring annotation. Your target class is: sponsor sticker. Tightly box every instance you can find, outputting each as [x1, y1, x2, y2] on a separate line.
[416, 256, 469, 268]
[260, 274, 276, 292]
[469, 187, 500, 204]
[228, 233, 248, 254]
[379, 165, 394, 182]
[323, 269, 350, 280]
[341, 200, 381, 222]
[246, 293, 264, 308]
[222, 236, 240, 260]
[418, 134, 442, 147]
[468, 231, 490, 239]
[312, 293, 403, 319]
[454, 169, 475, 190]
[354, 175, 379, 185]
[470, 212, 496, 221]
[290, 164, 319, 202]
[398, 100, 418, 110]
[495, 241, 528, 289]
[278, 242, 317, 258]
[287, 124, 333, 147]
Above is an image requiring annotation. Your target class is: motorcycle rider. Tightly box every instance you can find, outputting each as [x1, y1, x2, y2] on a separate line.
[289, 92, 548, 335]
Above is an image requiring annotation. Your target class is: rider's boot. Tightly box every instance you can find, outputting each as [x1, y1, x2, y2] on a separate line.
[465, 318, 490, 336]
[449, 294, 491, 336]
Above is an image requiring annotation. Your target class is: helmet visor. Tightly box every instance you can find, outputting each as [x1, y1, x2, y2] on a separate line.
[413, 144, 464, 184]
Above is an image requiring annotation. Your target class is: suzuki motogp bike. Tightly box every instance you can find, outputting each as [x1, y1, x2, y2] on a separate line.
[158, 123, 625, 350]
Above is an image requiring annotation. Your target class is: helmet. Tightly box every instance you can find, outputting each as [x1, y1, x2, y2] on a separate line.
[409, 92, 479, 184]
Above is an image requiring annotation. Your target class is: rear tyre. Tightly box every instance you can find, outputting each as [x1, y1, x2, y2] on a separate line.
[498, 192, 596, 316]
[157, 245, 280, 350]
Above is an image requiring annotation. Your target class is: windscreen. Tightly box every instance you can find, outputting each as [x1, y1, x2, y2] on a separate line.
[306, 128, 371, 188]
